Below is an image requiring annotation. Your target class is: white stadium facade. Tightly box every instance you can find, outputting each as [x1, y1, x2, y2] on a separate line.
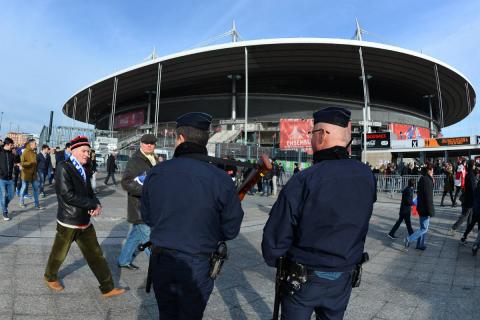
[60, 38, 477, 162]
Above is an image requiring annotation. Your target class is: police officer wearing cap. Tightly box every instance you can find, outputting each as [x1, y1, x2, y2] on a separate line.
[262, 107, 376, 320]
[141, 112, 245, 319]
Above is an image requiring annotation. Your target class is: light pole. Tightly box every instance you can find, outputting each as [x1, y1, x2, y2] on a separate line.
[0, 111, 3, 134]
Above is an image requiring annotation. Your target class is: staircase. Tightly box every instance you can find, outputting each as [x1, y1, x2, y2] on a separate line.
[118, 133, 143, 150]
[207, 129, 242, 156]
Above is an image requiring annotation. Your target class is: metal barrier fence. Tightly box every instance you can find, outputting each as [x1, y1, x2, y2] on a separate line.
[375, 174, 445, 196]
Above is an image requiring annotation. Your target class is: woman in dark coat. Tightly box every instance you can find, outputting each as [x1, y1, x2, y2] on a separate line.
[441, 163, 455, 207]
[405, 163, 435, 251]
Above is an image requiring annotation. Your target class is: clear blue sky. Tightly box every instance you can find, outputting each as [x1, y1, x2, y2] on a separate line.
[0, 0, 479, 138]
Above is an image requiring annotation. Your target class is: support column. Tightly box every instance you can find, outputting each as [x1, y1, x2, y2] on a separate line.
[231, 75, 237, 128]
[86, 88, 92, 125]
[154, 63, 162, 138]
[72, 96, 77, 129]
[433, 64, 444, 129]
[109, 77, 118, 137]
[244, 47, 249, 145]
[358, 45, 369, 163]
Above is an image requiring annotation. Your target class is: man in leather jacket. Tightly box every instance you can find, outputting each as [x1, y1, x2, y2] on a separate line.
[44, 136, 125, 298]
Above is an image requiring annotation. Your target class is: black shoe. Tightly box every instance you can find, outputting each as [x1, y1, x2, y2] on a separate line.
[387, 234, 397, 240]
[460, 238, 467, 245]
[473, 245, 478, 256]
[118, 263, 139, 270]
[415, 246, 427, 251]
[440, 203, 444, 207]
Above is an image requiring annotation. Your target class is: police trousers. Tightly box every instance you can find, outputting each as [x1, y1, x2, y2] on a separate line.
[281, 272, 352, 320]
[151, 250, 214, 320]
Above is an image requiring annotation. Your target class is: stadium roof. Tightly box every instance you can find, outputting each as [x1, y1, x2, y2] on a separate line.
[62, 38, 476, 128]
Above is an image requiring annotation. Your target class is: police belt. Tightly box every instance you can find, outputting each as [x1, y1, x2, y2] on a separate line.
[150, 246, 211, 259]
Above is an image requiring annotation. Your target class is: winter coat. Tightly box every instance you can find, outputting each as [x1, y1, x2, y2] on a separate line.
[443, 170, 454, 192]
[121, 150, 157, 224]
[20, 147, 38, 182]
[0, 148, 14, 180]
[417, 175, 435, 217]
[106, 154, 117, 174]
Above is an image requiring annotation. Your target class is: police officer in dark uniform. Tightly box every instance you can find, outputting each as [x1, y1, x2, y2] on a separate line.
[141, 112, 244, 320]
[262, 107, 376, 320]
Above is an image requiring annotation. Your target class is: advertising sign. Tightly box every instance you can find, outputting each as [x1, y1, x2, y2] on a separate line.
[114, 109, 145, 129]
[424, 137, 471, 148]
[279, 119, 313, 153]
[365, 132, 391, 149]
[390, 123, 430, 140]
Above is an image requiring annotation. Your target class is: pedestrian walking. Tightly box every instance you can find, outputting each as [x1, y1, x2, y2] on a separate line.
[470, 178, 480, 255]
[262, 107, 376, 320]
[453, 160, 466, 205]
[55, 143, 72, 165]
[449, 160, 476, 236]
[0, 138, 15, 221]
[44, 136, 125, 298]
[37, 144, 51, 197]
[388, 178, 415, 239]
[104, 151, 118, 185]
[271, 160, 279, 196]
[141, 112, 244, 319]
[405, 163, 435, 250]
[441, 163, 455, 207]
[49, 148, 57, 184]
[117, 134, 158, 270]
[278, 162, 285, 186]
[12, 147, 21, 196]
[293, 162, 300, 174]
[19, 139, 42, 209]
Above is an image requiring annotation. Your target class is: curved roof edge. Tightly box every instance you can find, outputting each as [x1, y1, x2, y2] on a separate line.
[64, 38, 476, 103]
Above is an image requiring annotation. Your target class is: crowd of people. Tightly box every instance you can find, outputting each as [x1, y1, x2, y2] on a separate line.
[385, 158, 480, 255]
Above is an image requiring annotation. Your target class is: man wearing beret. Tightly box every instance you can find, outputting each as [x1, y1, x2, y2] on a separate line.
[44, 136, 125, 298]
[117, 134, 158, 270]
[141, 112, 244, 319]
[262, 107, 376, 320]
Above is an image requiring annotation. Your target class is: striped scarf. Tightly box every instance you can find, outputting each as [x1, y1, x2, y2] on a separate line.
[69, 154, 86, 182]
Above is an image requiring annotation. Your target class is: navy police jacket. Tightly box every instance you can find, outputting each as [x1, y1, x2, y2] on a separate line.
[141, 142, 244, 255]
[262, 146, 376, 272]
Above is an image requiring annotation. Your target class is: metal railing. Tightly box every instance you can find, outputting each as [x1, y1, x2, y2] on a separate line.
[375, 174, 445, 196]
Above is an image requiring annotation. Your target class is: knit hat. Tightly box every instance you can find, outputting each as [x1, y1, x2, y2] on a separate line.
[70, 136, 91, 150]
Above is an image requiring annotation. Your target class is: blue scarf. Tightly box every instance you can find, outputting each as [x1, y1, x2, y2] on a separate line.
[69, 154, 86, 182]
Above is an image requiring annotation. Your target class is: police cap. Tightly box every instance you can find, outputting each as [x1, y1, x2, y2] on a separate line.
[313, 107, 351, 128]
[176, 112, 212, 131]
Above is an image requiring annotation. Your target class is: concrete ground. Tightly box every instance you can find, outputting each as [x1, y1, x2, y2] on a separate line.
[0, 175, 479, 320]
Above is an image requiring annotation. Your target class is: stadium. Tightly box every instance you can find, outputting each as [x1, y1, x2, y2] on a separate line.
[60, 37, 476, 162]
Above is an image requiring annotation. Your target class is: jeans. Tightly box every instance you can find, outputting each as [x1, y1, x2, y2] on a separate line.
[38, 171, 47, 195]
[20, 180, 40, 207]
[272, 176, 278, 196]
[45, 223, 114, 294]
[118, 224, 151, 266]
[389, 213, 414, 237]
[408, 216, 430, 248]
[0, 179, 15, 213]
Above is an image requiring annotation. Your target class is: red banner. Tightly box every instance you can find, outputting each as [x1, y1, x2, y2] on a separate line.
[279, 119, 313, 153]
[390, 123, 430, 140]
[114, 110, 145, 129]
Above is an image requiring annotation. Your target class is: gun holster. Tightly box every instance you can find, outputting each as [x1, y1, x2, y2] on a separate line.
[352, 252, 369, 288]
[284, 260, 308, 295]
[209, 242, 228, 279]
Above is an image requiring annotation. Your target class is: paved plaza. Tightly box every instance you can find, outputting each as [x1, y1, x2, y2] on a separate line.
[0, 177, 479, 320]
